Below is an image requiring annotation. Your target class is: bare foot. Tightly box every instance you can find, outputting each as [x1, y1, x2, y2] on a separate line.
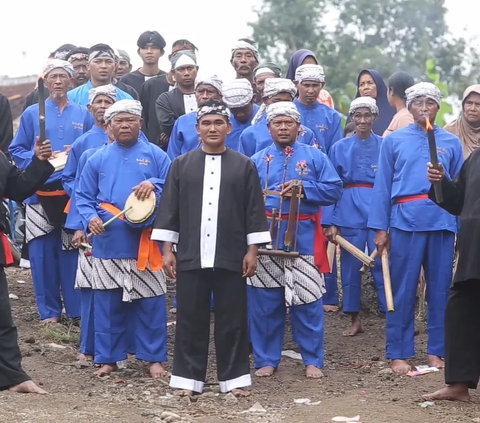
[427, 354, 445, 369]
[231, 388, 251, 397]
[255, 366, 275, 377]
[9, 380, 47, 394]
[342, 314, 364, 337]
[42, 317, 59, 323]
[95, 363, 117, 377]
[169, 307, 177, 314]
[323, 305, 338, 313]
[390, 359, 411, 375]
[306, 365, 324, 378]
[423, 384, 471, 402]
[149, 362, 167, 378]
[174, 389, 193, 397]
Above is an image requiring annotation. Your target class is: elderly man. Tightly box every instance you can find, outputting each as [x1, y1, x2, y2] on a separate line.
[445, 85, 480, 159]
[116, 50, 132, 78]
[368, 82, 463, 374]
[253, 62, 282, 103]
[66, 47, 90, 88]
[63, 85, 117, 197]
[221, 79, 259, 152]
[121, 31, 167, 95]
[152, 98, 269, 397]
[76, 99, 171, 378]
[241, 78, 317, 157]
[167, 75, 223, 159]
[155, 50, 198, 150]
[322, 97, 387, 337]
[249, 102, 342, 379]
[9, 60, 92, 322]
[231, 39, 259, 85]
[68, 44, 136, 106]
[293, 65, 342, 154]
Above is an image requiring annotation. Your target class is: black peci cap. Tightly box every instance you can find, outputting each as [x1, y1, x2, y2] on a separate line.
[137, 31, 166, 50]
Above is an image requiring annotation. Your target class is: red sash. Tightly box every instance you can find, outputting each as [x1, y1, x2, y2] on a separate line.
[265, 210, 329, 273]
[344, 183, 374, 189]
[395, 194, 429, 204]
[1, 233, 13, 266]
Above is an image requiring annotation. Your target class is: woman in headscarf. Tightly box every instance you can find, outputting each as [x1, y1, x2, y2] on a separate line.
[384, 71, 415, 137]
[354, 69, 396, 135]
[286, 49, 334, 108]
[444, 85, 480, 159]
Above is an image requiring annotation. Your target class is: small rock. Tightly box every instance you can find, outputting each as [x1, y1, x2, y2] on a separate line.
[378, 368, 394, 375]
[24, 337, 35, 344]
[472, 418, 480, 423]
[224, 392, 238, 404]
[143, 390, 151, 396]
[76, 359, 92, 369]
[46, 342, 67, 350]
[141, 409, 163, 417]
[17, 280, 26, 284]
[160, 411, 181, 421]
[9, 293, 19, 300]
[248, 402, 266, 413]
[371, 356, 380, 361]
[419, 401, 435, 408]
[201, 392, 215, 398]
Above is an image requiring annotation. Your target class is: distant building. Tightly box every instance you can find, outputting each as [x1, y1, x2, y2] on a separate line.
[0, 75, 37, 121]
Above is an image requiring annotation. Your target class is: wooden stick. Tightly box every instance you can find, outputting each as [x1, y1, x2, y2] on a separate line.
[381, 251, 394, 312]
[86, 206, 132, 239]
[360, 249, 378, 274]
[335, 235, 375, 267]
[327, 242, 336, 273]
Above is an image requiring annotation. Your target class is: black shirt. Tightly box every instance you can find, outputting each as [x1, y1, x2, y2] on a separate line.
[429, 148, 480, 284]
[0, 94, 13, 154]
[120, 69, 166, 99]
[140, 74, 173, 145]
[152, 148, 270, 273]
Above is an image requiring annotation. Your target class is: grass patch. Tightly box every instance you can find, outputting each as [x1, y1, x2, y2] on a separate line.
[39, 321, 80, 346]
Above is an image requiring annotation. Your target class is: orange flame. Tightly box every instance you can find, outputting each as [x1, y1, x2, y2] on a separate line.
[424, 117, 433, 131]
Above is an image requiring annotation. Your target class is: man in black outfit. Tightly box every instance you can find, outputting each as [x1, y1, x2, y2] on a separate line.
[425, 153, 480, 402]
[0, 135, 54, 394]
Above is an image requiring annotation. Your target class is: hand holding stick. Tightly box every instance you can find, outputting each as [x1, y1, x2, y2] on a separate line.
[86, 207, 132, 238]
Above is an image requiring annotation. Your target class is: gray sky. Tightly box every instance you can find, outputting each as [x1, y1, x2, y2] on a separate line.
[0, 0, 477, 81]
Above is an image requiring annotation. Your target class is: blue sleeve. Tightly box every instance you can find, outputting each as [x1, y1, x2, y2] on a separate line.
[326, 112, 342, 153]
[240, 129, 256, 157]
[367, 136, 394, 231]
[9, 111, 34, 169]
[76, 156, 100, 225]
[147, 149, 172, 194]
[303, 149, 342, 206]
[167, 119, 183, 160]
[62, 145, 79, 197]
[321, 145, 340, 225]
[84, 112, 94, 132]
[447, 138, 464, 180]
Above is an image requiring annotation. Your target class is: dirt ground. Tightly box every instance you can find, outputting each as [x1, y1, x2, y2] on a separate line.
[2, 267, 480, 423]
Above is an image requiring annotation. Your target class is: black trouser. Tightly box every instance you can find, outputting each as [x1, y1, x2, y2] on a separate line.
[445, 279, 480, 389]
[0, 268, 30, 389]
[171, 268, 250, 393]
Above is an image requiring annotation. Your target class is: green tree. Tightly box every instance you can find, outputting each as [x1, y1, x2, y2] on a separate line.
[249, 0, 480, 103]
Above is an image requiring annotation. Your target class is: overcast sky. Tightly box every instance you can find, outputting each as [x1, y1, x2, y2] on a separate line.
[0, 0, 478, 81]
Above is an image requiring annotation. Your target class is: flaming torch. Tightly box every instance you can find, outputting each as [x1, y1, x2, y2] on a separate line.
[425, 117, 443, 203]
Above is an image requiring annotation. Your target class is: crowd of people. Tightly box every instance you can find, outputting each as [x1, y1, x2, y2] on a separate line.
[0, 30, 480, 403]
